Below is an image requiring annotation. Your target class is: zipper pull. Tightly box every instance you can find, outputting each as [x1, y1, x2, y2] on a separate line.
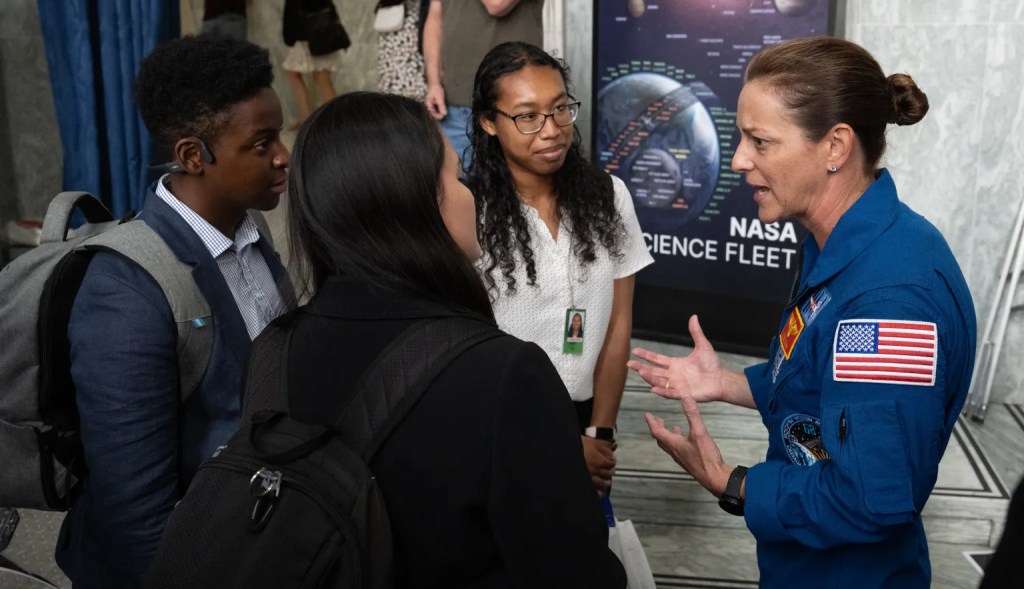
[839, 409, 847, 444]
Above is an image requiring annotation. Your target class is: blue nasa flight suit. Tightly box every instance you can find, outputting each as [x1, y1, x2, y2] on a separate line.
[742, 169, 976, 588]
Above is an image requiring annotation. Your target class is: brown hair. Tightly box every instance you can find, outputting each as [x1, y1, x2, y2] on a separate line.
[745, 36, 928, 171]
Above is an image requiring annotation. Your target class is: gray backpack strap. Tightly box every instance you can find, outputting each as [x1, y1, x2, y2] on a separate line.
[82, 222, 212, 403]
[41, 192, 117, 244]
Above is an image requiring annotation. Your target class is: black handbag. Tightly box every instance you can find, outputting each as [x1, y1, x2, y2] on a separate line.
[304, 4, 350, 56]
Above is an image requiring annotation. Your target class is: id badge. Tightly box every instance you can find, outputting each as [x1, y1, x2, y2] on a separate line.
[562, 308, 586, 355]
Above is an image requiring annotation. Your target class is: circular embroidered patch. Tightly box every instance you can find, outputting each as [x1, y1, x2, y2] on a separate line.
[781, 414, 831, 466]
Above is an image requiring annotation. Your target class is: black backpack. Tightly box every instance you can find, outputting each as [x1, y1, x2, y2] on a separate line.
[145, 313, 498, 589]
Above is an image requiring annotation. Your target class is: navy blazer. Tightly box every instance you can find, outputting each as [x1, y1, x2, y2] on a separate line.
[56, 188, 294, 588]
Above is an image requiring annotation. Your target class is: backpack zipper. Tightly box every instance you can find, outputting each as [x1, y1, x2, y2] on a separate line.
[192, 455, 365, 582]
[202, 456, 356, 534]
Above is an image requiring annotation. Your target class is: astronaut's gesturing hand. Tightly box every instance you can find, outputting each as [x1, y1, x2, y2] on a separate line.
[645, 397, 733, 498]
[628, 315, 756, 409]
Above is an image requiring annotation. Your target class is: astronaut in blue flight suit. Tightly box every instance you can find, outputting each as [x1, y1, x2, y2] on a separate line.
[628, 37, 976, 588]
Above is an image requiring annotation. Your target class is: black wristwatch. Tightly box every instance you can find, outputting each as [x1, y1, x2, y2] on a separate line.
[584, 426, 616, 441]
[718, 465, 747, 516]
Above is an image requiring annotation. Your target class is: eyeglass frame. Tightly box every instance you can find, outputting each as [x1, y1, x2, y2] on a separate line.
[492, 101, 582, 135]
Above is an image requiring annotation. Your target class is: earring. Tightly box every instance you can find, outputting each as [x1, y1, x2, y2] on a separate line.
[829, 165, 838, 173]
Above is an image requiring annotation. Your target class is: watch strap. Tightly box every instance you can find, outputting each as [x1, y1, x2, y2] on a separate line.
[723, 465, 747, 498]
[584, 426, 616, 441]
[717, 465, 747, 516]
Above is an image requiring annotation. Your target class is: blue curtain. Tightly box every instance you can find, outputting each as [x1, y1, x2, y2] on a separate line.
[38, 0, 178, 217]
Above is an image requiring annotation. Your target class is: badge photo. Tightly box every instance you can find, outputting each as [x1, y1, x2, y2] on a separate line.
[562, 308, 586, 355]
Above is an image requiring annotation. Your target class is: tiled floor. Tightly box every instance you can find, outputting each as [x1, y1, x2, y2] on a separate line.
[2, 337, 1021, 588]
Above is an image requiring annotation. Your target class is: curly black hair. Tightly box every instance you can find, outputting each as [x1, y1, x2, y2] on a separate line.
[465, 42, 625, 296]
[133, 35, 273, 150]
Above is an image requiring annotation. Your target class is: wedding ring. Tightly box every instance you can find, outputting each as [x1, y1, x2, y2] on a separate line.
[664, 377, 672, 389]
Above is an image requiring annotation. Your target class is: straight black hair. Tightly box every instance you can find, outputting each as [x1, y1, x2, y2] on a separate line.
[287, 91, 494, 320]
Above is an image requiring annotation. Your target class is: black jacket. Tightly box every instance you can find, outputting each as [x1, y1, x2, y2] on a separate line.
[283, 0, 337, 45]
[288, 276, 626, 588]
[981, 476, 1024, 588]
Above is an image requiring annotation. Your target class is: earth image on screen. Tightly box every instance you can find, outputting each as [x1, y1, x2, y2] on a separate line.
[596, 73, 720, 227]
[774, 0, 817, 17]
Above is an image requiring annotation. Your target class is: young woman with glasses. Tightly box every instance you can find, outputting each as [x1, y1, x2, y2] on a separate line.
[466, 42, 654, 495]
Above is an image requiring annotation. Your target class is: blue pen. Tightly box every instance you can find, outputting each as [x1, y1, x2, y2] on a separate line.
[601, 491, 616, 527]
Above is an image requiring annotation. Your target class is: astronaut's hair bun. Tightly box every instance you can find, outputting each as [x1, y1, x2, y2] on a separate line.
[887, 73, 929, 126]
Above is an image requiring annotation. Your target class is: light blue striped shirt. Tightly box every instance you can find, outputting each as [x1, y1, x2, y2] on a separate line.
[156, 175, 286, 340]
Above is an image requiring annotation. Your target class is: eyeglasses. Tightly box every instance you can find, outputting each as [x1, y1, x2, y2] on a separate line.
[493, 101, 581, 135]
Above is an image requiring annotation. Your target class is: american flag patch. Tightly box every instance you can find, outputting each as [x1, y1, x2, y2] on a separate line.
[832, 319, 938, 386]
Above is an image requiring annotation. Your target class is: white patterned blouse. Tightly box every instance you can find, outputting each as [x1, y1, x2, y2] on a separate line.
[484, 175, 654, 401]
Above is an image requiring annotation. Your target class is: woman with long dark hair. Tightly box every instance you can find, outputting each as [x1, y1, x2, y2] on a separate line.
[286, 91, 625, 587]
[466, 42, 653, 493]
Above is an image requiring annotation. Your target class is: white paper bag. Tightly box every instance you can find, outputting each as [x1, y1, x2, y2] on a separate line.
[374, 4, 404, 33]
[608, 518, 657, 589]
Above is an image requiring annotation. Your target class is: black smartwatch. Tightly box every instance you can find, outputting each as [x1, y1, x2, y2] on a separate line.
[718, 465, 747, 516]
[584, 426, 616, 441]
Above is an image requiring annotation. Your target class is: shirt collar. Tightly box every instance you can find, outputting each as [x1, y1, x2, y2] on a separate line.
[518, 201, 575, 242]
[155, 174, 261, 258]
[802, 168, 902, 289]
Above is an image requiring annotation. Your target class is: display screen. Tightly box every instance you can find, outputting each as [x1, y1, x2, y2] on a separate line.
[594, 0, 836, 353]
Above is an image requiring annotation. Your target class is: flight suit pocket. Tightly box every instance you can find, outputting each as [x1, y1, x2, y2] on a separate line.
[839, 401, 916, 516]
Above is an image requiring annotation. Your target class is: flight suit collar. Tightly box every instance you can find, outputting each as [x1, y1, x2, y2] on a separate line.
[800, 168, 901, 293]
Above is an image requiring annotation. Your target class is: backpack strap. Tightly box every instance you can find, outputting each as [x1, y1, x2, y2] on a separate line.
[40, 192, 114, 244]
[334, 316, 501, 461]
[240, 314, 500, 461]
[240, 313, 298, 418]
[81, 222, 212, 404]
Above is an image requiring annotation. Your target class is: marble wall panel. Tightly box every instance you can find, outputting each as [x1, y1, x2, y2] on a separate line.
[0, 44, 15, 227]
[845, 0, 907, 25]
[993, 322, 1024, 404]
[971, 23, 1024, 404]
[563, 0, 593, 153]
[853, 24, 986, 282]
[0, 36, 62, 220]
[989, 0, 1024, 21]
[905, 0, 991, 24]
[0, 0, 62, 227]
[543, 0, 565, 58]
[0, 0, 40, 40]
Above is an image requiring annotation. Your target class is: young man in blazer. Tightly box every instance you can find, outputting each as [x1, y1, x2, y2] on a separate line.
[56, 35, 295, 588]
